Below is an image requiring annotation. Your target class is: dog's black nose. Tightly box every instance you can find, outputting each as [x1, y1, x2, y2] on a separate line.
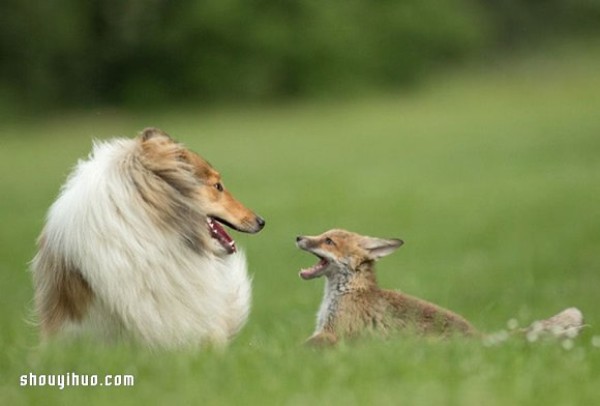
[256, 216, 266, 230]
[296, 236, 303, 242]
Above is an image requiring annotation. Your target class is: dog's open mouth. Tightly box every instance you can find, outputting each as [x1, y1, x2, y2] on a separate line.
[300, 256, 329, 280]
[207, 217, 236, 254]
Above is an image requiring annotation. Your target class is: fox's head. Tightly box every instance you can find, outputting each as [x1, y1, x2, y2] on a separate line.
[296, 229, 403, 280]
[137, 127, 265, 256]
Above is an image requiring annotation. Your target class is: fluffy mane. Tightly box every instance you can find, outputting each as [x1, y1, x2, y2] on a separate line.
[32, 136, 253, 349]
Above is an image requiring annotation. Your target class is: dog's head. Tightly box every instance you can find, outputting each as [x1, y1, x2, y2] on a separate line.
[137, 127, 265, 256]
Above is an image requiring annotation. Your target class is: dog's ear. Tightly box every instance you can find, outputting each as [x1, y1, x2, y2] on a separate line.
[139, 128, 180, 161]
[139, 127, 173, 142]
[138, 128, 197, 195]
[360, 236, 404, 260]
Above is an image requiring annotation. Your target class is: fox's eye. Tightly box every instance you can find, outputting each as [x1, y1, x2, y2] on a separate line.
[215, 182, 224, 192]
[325, 238, 335, 246]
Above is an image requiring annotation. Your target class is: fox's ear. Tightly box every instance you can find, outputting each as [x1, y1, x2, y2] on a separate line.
[360, 237, 404, 260]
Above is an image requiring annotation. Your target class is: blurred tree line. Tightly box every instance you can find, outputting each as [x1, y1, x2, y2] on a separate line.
[0, 0, 598, 108]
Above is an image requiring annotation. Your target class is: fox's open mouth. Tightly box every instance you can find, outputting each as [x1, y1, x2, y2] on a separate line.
[207, 217, 236, 254]
[299, 256, 329, 280]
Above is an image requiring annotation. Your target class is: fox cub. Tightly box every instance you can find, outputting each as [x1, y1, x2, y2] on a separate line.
[296, 229, 583, 346]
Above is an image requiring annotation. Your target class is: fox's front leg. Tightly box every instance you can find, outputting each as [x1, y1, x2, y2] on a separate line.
[305, 331, 338, 347]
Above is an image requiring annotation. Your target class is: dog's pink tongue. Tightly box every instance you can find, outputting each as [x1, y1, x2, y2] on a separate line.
[208, 218, 236, 254]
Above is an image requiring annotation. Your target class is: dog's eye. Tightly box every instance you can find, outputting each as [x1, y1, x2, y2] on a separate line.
[325, 238, 335, 246]
[214, 182, 224, 192]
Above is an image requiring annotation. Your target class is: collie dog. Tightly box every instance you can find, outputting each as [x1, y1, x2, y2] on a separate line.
[32, 128, 265, 349]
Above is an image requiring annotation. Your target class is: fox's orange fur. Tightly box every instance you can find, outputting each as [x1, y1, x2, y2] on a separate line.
[297, 229, 582, 346]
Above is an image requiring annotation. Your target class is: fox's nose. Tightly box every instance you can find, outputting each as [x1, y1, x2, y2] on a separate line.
[256, 216, 266, 230]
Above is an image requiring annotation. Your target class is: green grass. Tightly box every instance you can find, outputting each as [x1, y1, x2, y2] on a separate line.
[1, 42, 600, 405]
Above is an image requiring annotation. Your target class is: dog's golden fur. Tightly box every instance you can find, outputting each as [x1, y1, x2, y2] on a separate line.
[32, 128, 264, 348]
[34, 234, 94, 336]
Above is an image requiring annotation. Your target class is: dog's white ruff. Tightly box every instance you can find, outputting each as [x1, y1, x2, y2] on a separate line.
[41, 139, 251, 348]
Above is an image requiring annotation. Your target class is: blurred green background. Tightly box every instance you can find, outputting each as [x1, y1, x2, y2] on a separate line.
[1, 1, 600, 405]
[1, 0, 600, 109]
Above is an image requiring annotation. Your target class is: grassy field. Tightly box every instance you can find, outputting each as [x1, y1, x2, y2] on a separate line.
[1, 42, 600, 405]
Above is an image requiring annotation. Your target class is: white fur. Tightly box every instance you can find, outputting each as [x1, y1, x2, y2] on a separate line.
[315, 272, 351, 334]
[39, 138, 252, 349]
